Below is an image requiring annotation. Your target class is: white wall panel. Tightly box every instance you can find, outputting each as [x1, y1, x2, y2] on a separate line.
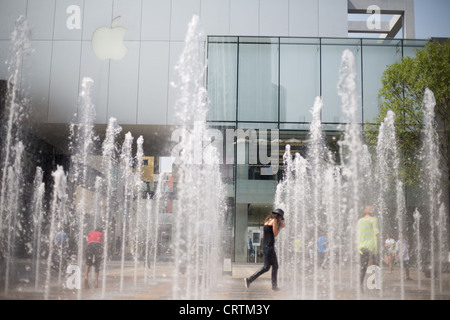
[289, 0, 319, 37]
[138, 41, 170, 125]
[200, 0, 230, 36]
[23, 41, 52, 122]
[170, 0, 201, 41]
[107, 41, 140, 124]
[166, 41, 184, 125]
[79, 41, 110, 124]
[141, 0, 171, 41]
[229, 0, 259, 36]
[48, 41, 81, 123]
[318, 0, 347, 37]
[82, 0, 113, 41]
[0, 41, 10, 79]
[112, 0, 142, 41]
[260, 0, 289, 36]
[0, 0, 27, 40]
[26, 0, 56, 40]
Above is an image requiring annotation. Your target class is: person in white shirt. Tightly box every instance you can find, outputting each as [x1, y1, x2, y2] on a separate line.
[384, 234, 395, 273]
[395, 233, 413, 280]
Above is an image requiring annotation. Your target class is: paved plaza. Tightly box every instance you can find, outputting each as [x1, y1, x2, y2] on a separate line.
[1, 260, 449, 301]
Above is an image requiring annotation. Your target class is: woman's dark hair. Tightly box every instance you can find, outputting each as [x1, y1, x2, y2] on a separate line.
[264, 213, 284, 231]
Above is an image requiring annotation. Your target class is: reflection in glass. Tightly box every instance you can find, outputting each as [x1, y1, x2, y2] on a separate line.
[238, 43, 279, 122]
[321, 41, 362, 124]
[207, 42, 237, 122]
[280, 40, 320, 123]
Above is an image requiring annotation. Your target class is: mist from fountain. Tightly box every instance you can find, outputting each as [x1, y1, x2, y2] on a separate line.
[117, 131, 133, 292]
[419, 88, 448, 299]
[0, 13, 227, 300]
[147, 172, 166, 284]
[337, 50, 375, 299]
[0, 16, 155, 297]
[275, 50, 448, 300]
[276, 96, 344, 299]
[0, 14, 448, 301]
[438, 203, 448, 294]
[375, 109, 407, 299]
[44, 165, 68, 300]
[0, 16, 32, 296]
[277, 50, 371, 299]
[67, 77, 99, 299]
[170, 15, 226, 300]
[133, 136, 144, 286]
[100, 116, 122, 298]
[413, 207, 422, 289]
[3, 142, 25, 295]
[31, 167, 45, 291]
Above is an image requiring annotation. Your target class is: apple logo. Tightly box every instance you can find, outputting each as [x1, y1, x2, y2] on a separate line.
[92, 16, 128, 60]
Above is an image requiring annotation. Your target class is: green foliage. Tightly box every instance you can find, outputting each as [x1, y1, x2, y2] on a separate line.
[365, 39, 450, 186]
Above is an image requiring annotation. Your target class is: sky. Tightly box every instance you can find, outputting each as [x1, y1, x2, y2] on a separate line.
[414, 0, 450, 39]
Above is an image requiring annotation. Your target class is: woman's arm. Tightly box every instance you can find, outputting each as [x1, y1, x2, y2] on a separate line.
[272, 218, 285, 237]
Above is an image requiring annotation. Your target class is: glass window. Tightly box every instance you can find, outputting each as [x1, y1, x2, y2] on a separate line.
[207, 42, 238, 122]
[205, 36, 427, 264]
[362, 39, 402, 123]
[280, 38, 320, 124]
[321, 39, 362, 124]
[403, 39, 428, 57]
[238, 39, 279, 122]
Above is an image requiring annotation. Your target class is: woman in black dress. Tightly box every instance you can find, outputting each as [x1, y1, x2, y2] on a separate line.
[244, 208, 286, 291]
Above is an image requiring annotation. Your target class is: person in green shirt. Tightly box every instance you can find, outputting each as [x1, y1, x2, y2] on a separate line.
[357, 205, 379, 290]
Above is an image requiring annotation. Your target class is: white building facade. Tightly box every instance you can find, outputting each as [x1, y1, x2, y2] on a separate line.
[0, 0, 426, 263]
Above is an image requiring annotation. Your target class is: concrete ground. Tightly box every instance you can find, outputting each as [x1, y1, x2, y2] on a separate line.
[1, 260, 449, 301]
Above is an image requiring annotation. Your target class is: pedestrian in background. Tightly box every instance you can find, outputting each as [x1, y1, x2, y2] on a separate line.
[317, 235, 328, 269]
[396, 233, 413, 281]
[357, 205, 379, 291]
[85, 226, 104, 289]
[384, 234, 396, 273]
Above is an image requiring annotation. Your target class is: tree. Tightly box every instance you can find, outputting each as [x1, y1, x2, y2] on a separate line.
[365, 38, 450, 186]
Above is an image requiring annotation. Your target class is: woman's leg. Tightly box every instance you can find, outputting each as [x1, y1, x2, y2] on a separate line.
[246, 246, 271, 287]
[269, 248, 279, 289]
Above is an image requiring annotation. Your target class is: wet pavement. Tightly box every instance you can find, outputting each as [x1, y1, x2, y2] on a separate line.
[1, 260, 449, 301]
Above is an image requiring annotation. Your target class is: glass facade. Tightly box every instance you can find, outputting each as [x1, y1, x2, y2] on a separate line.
[206, 36, 427, 262]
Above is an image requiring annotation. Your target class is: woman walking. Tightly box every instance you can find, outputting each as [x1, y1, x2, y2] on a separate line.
[244, 208, 286, 291]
